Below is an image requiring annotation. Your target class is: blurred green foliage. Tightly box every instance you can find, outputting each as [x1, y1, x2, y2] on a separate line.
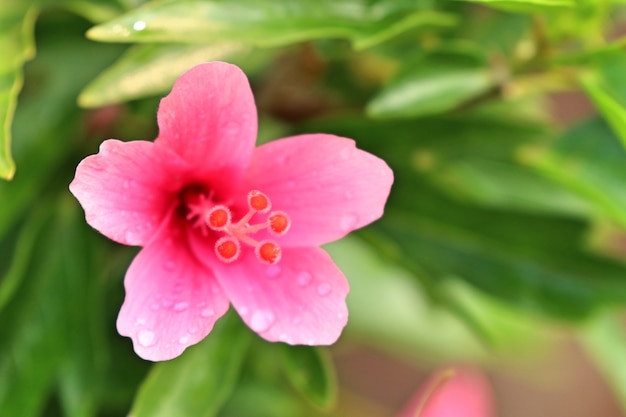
[4, 0, 626, 416]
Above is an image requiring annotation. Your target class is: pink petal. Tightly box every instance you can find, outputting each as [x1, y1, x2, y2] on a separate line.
[398, 367, 495, 417]
[69, 139, 186, 246]
[155, 62, 257, 186]
[239, 134, 393, 247]
[188, 234, 349, 345]
[117, 224, 230, 361]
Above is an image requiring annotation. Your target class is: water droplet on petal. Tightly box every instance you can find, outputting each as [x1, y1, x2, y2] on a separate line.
[297, 271, 312, 286]
[189, 326, 198, 334]
[173, 301, 189, 312]
[339, 213, 358, 231]
[317, 283, 331, 296]
[179, 335, 190, 344]
[135, 317, 146, 326]
[266, 264, 281, 278]
[250, 310, 275, 332]
[124, 230, 138, 244]
[138, 330, 156, 347]
[279, 333, 288, 342]
[223, 121, 240, 134]
[201, 308, 215, 317]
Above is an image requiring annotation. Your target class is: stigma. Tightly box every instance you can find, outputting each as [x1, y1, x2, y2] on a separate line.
[184, 189, 291, 265]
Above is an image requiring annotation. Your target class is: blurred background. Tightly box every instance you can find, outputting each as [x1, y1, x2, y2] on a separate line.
[3, 0, 626, 416]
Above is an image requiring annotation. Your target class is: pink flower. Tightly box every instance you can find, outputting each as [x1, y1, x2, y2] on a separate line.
[70, 62, 393, 361]
[398, 367, 495, 417]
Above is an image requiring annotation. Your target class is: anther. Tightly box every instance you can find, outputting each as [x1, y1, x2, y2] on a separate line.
[248, 190, 271, 213]
[215, 237, 240, 263]
[268, 211, 291, 236]
[256, 240, 282, 264]
[206, 205, 231, 231]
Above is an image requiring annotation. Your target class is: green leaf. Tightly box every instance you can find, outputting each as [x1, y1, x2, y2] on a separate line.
[0, 200, 88, 417]
[367, 51, 495, 118]
[0, 3, 37, 180]
[526, 118, 626, 228]
[580, 313, 626, 414]
[129, 313, 250, 417]
[451, 0, 574, 12]
[0, 12, 123, 239]
[580, 54, 626, 149]
[311, 115, 626, 319]
[79, 42, 251, 107]
[327, 237, 550, 356]
[86, 0, 455, 50]
[280, 346, 337, 410]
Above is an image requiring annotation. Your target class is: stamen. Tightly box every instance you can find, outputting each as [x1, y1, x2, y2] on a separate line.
[206, 205, 231, 231]
[248, 190, 271, 213]
[256, 240, 282, 264]
[215, 237, 240, 263]
[268, 211, 291, 236]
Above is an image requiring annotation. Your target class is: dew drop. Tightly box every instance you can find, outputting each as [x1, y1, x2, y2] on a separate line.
[124, 230, 138, 244]
[135, 317, 146, 325]
[339, 213, 358, 231]
[138, 330, 156, 347]
[179, 335, 190, 344]
[266, 264, 281, 278]
[173, 301, 189, 312]
[297, 271, 312, 286]
[163, 260, 176, 271]
[337, 312, 345, 320]
[317, 283, 331, 296]
[201, 308, 215, 317]
[279, 333, 289, 342]
[223, 121, 240, 134]
[189, 326, 198, 334]
[250, 310, 275, 332]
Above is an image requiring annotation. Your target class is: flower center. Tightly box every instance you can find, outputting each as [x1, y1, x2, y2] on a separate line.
[180, 185, 291, 265]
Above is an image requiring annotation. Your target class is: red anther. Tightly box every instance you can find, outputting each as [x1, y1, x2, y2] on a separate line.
[206, 206, 231, 230]
[215, 237, 240, 263]
[268, 211, 290, 236]
[248, 190, 271, 213]
[256, 241, 281, 264]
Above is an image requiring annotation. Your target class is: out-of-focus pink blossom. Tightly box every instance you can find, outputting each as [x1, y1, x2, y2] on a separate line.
[398, 367, 495, 417]
[70, 62, 393, 361]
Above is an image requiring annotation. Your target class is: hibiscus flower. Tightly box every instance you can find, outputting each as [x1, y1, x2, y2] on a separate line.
[70, 62, 393, 361]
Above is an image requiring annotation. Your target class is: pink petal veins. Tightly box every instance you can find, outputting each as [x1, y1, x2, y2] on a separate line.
[69, 139, 186, 246]
[239, 134, 394, 247]
[188, 234, 349, 345]
[155, 62, 257, 189]
[116, 224, 230, 361]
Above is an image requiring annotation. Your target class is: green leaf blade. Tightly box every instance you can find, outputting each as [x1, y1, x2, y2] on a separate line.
[0, 4, 37, 180]
[130, 313, 250, 417]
